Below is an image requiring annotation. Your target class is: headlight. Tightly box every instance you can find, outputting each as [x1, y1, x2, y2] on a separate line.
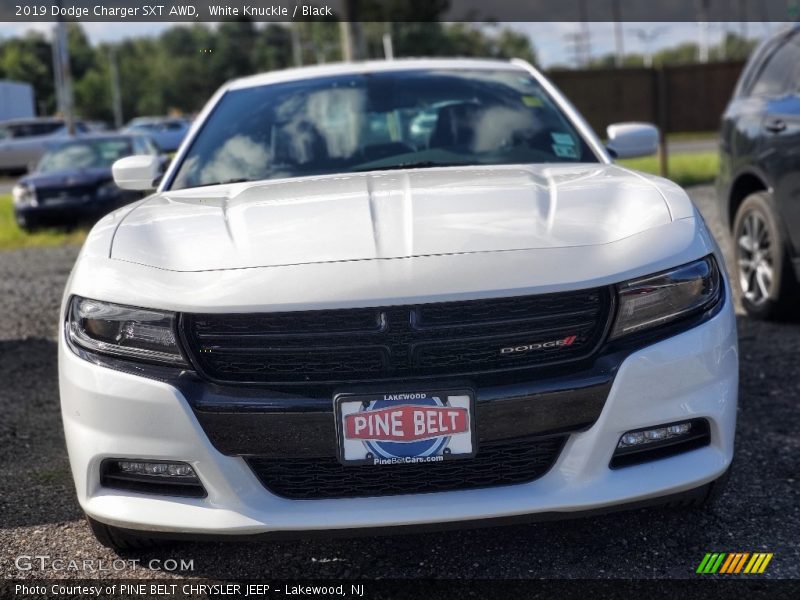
[610, 256, 722, 340]
[12, 184, 37, 207]
[67, 296, 188, 366]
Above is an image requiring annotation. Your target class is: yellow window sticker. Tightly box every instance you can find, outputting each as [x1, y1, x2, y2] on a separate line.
[521, 95, 544, 108]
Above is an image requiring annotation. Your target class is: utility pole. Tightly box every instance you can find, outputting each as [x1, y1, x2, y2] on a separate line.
[630, 26, 668, 68]
[382, 22, 394, 61]
[55, 17, 75, 134]
[698, 0, 711, 63]
[339, 21, 354, 61]
[108, 48, 123, 129]
[291, 24, 303, 67]
[612, 0, 625, 67]
[338, 0, 360, 61]
[564, 2, 592, 71]
[578, 0, 591, 67]
[51, 30, 64, 115]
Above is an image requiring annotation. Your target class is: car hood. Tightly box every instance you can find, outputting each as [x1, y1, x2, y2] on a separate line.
[110, 164, 677, 272]
[23, 167, 111, 189]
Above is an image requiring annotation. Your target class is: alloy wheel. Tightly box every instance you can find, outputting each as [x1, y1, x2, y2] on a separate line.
[737, 211, 774, 305]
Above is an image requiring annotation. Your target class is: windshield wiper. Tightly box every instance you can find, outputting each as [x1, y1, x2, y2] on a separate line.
[190, 178, 253, 188]
[351, 161, 468, 173]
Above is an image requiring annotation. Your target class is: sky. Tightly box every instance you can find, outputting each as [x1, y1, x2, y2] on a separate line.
[0, 21, 784, 67]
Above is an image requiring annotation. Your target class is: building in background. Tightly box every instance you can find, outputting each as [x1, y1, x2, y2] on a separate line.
[0, 81, 35, 121]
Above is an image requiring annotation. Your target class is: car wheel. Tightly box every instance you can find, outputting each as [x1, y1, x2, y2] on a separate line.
[733, 191, 798, 319]
[86, 516, 164, 551]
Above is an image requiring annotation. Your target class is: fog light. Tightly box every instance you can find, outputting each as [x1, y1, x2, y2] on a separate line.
[667, 423, 691, 435]
[621, 432, 645, 446]
[611, 419, 710, 469]
[117, 460, 196, 477]
[618, 422, 692, 448]
[645, 428, 668, 441]
[101, 459, 205, 498]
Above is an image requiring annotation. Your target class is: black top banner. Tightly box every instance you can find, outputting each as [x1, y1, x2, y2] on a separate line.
[1, 0, 799, 22]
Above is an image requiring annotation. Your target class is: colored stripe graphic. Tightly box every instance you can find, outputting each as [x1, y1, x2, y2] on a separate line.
[758, 554, 774, 573]
[719, 554, 737, 574]
[697, 553, 727, 574]
[696, 553, 713, 574]
[745, 553, 774, 574]
[699, 552, 773, 574]
[733, 553, 750, 573]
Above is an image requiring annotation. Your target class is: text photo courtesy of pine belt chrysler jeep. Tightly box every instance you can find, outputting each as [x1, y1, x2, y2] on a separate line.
[58, 58, 737, 550]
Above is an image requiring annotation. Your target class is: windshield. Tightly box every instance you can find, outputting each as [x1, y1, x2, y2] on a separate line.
[38, 139, 133, 173]
[169, 68, 597, 190]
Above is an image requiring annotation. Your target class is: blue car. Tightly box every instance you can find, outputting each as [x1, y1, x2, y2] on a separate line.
[122, 117, 191, 153]
[12, 134, 163, 231]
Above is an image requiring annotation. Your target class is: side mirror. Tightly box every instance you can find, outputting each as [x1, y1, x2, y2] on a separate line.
[606, 122, 659, 159]
[112, 155, 161, 190]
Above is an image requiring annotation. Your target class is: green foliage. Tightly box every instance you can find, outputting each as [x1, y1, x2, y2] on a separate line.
[618, 151, 719, 187]
[710, 32, 760, 61]
[0, 31, 56, 115]
[652, 41, 700, 66]
[0, 20, 537, 125]
[0, 194, 88, 251]
[582, 32, 757, 69]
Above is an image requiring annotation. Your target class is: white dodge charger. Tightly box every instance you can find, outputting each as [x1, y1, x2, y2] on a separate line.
[58, 59, 738, 550]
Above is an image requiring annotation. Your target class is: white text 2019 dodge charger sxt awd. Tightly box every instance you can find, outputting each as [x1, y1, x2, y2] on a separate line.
[59, 59, 737, 550]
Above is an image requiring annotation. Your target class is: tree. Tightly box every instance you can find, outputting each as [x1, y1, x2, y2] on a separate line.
[493, 28, 538, 64]
[652, 42, 699, 66]
[210, 20, 257, 81]
[0, 32, 56, 115]
[2, 20, 538, 121]
[67, 23, 95, 81]
[252, 24, 293, 71]
[710, 33, 759, 61]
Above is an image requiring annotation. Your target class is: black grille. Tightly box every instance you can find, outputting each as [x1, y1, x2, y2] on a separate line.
[246, 435, 566, 499]
[181, 288, 612, 385]
[37, 186, 95, 204]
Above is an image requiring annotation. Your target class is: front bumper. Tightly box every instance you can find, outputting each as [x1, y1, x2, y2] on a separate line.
[15, 193, 136, 224]
[58, 291, 738, 537]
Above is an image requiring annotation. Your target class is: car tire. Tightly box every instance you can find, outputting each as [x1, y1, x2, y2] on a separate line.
[732, 191, 799, 319]
[86, 516, 164, 551]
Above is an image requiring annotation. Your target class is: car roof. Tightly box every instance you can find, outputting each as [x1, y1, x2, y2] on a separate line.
[226, 58, 528, 91]
[46, 133, 149, 145]
[127, 116, 186, 124]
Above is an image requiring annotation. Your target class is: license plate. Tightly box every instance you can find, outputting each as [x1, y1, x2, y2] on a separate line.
[335, 390, 475, 466]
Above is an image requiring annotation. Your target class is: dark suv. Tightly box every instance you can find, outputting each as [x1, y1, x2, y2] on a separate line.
[717, 24, 800, 318]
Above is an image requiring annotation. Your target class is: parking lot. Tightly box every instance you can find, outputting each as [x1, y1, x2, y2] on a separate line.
[0, 185, 798, 580]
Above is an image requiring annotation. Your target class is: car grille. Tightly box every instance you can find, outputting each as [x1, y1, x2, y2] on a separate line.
[37, 186, 95, 204]
[245, 435, 566, 499]
[181, 287, 613, 385]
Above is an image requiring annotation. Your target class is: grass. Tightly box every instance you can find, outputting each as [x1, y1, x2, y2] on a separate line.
[0, 194, 88, 251]
[618, 150, 719, 187]
[665, 131, 717, 142]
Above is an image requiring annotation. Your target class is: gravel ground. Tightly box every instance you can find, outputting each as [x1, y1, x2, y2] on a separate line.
[0, 186, 798, 581]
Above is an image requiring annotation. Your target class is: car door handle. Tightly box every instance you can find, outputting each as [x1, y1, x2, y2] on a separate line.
[765, 119, 787, 133]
